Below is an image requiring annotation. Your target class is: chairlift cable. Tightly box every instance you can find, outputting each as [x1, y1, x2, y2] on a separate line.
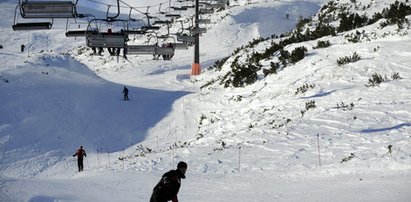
[83, 0, 170, 10]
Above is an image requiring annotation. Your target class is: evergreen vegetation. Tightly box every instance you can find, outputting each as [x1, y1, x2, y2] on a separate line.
[210, 0, 411, 88]
[314, 40, 331, 49]
[366, 73, 385, 87]
[336, 52, 361, 66]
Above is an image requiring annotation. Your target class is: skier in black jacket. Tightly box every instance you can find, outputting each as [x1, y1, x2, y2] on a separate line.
[150, 161, 187, 202]
[122, 86, 129, 101]
[72, 145, 87, 172]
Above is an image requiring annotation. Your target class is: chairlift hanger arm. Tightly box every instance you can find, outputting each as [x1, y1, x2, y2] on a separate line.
[158, 3, 166, 14]
[106, 0, 120, 21]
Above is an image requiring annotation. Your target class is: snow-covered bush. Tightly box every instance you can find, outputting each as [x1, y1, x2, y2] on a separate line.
[365, 73, 385, 87]
[314, 40, 331, 49]
[336, 52, 361, 65]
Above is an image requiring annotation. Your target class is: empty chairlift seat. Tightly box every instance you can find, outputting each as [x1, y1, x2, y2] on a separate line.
[176, 34, 195, 44]
[170, 43, 188, 50]
[20, 1, 76, 18]
[13, 22, 52, 30]
[188, 27, 207, 34]
[127, 44, 175, 58]
[65, 30, 90, 37]
[199, 8, 213, 15]
[197, 19, 211, 24]
[127, 45, 158, 55]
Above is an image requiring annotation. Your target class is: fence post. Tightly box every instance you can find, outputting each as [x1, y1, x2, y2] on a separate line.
[317, 134, 322, 167]
[123, 148, 125, 169]
[107, 151, 111, 169]
[238, 146, 241, 172]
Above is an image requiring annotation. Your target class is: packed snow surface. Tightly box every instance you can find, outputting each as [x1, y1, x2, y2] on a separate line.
[0, 0, 410, 201]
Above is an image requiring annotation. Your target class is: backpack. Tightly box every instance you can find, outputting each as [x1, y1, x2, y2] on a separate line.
[77, 149, 85, 158]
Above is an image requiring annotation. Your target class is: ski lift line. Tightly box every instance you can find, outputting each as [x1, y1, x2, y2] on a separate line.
[120, 0, 170, 10]
[83, 0, 128, 8]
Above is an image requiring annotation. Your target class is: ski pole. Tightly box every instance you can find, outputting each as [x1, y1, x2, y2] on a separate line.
[86, 157, 89, 169]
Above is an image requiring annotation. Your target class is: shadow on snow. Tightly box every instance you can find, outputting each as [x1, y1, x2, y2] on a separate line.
[0, 54, 190, 156]
[360, 123, 411, 133]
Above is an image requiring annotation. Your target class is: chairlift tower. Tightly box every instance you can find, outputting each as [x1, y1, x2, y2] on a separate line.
[191, 0, 201, 75]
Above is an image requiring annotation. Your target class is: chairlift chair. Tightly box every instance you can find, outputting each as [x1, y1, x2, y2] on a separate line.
[86, 31, 127, 48]
[181, 0, 195, 10]
[208, 1, 226, 9]
[176, 33, 195, 44]
[165, 14, 181, 18]
[182, 5, 195, 9]
[197, 18, 211, 24]
[174, 21, 195, 45]
[154, 20, 172, 25]
[126, 30, 147, 35]
[19, 0, 77, 19]
[65, 14, 95, 37]
[141, 25, 161, 31]
[164, 0, 183, 19]
[85, 19, 128, 49]
[127, 44, 158, 55]
[127, 33, 158, 55]
[141, 10, 161, 31]
[171, 6, 188, 11]
[12, 0, 77, 30]
[126, 9, 148, 35]
[154, 21, 173, 39]
[157, 38, 175, 60]
[152, 34, 175, 60]
[199, 8, 214, 15]
[171, 42, 189, 50]
[157, 44, 174, 57]
[127, 34, 175, 60]
[188, 27, 207, 34]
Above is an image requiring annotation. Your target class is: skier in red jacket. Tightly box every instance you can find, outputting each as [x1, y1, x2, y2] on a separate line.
[73, 146, 87, 172]
[150, 161, 187, 202]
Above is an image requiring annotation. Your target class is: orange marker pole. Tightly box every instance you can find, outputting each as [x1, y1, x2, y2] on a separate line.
[191, 0, 201, 75]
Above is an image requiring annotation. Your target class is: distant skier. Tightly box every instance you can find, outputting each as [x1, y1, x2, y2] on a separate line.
[150, 161, 188, 202]
[20, 44, 25, 52]
[122, 86, 129, 101]
[73, 145, 87, 172]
